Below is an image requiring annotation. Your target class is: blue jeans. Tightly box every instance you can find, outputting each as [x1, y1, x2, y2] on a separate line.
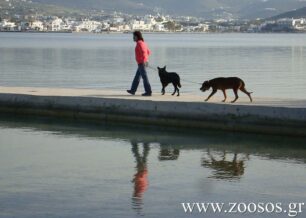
[130, 63, 152, 94]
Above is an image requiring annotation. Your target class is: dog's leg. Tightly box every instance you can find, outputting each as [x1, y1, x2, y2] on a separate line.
[222, 89, 227, 102]
[177, 87, 180, 97]
[240, 87, 253, 102]
[205, 89, 217, 101]
[161, 86, 165, 95]
[231, 89, 239, 103]
[171, 83, 177, 96]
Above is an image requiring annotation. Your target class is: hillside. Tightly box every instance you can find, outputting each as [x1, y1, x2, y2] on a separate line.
[0, 0, 85, 19]
[270, 6, 306, 20]
[32, 0, 306, 19]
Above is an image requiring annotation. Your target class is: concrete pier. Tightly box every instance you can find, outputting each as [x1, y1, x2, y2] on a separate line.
[0, 86, 305, 136]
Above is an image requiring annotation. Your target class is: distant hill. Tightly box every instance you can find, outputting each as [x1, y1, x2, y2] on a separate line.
[269, 6, 306, 20]
[0, 0, 85, 19]
[1, 0, 306, 19]
[32, 0, 306, 19]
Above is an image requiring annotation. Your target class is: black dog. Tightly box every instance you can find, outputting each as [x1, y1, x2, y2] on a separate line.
[200, 77, 253, 103]
[157, 66, 181, 96]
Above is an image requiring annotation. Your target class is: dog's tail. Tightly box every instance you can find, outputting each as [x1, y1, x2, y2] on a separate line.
[178, 80, 182, 88]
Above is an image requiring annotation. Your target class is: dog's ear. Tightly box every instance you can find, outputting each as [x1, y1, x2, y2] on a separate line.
[163, 65, 166, 69]
[157, 67, 160, 70]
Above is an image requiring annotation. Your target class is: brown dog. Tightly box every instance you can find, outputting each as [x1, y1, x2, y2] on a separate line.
[200, 77, 253, 103]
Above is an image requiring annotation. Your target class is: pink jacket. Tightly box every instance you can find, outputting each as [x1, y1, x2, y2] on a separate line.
[135, 40, 151, 64]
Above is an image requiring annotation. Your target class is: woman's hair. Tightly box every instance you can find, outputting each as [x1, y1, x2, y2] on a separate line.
[133, 31, 144, 41]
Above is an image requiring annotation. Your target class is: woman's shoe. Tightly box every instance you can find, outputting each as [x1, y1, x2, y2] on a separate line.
[141, 93, 152, 96]
[127, 90, 135, 95]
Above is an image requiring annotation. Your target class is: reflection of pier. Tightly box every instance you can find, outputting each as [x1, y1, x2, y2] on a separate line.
[201, 149, 249, 180]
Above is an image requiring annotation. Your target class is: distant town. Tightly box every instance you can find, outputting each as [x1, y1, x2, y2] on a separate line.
[0, 1, 306, 33]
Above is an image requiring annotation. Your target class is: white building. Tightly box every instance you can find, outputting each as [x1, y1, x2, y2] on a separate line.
[63, 19, 76, 31]
[0, 19, 16, 31]
[30, 21, 44, 31]
[153, 23, 165, 32]
[293, 18, 306, 30]
[130, 20, 152, 31]
[198, 23, 210, 32]
[51, 18, 63, 31]
[118, 24, 131, 32]
[75, 20, 101, 32]
[144, 15, 156, 25]
[109, 26, 119, 32]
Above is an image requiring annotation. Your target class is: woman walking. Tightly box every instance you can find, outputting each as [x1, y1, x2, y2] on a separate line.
[127, 31, 152, 96]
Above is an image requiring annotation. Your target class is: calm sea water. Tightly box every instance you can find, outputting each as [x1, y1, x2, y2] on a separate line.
[0, 116, 305, 218]
[0, 32, 306, 99]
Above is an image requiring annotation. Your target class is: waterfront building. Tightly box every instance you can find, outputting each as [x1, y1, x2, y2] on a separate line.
[30, 21, 44, 31]
[51, 18, 64, 31]
[0, 19, 16, 31]
[75, 20, 102, 32]
[130, 20, 152, 31]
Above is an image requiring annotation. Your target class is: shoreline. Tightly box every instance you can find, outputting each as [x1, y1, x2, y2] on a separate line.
[0, 86, 305, 137]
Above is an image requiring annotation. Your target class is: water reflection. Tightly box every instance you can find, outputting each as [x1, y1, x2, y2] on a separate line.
[201, 149, 249, 180]
[158, 147, 180, 161]
[0, 115, 306, 217]
[131, 141, 150, 215]
[0, 114, 305, 164]
[130, 141, 182, 214]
